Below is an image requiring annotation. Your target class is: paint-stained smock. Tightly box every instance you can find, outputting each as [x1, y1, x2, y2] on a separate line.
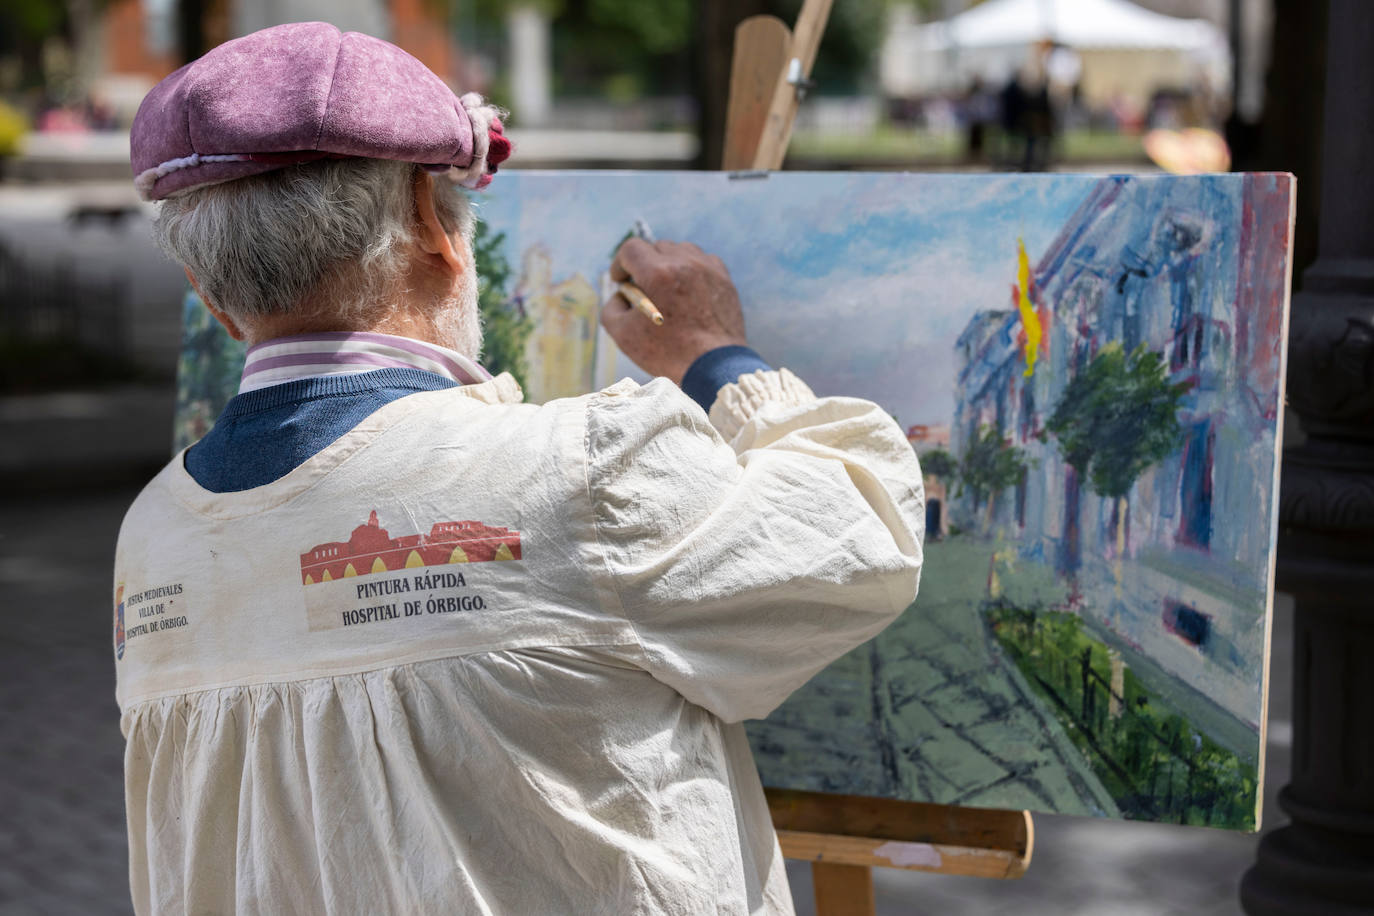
[112, 368, 925, 915]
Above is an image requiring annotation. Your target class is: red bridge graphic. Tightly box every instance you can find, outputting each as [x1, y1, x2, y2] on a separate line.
[300, 510, 522, 585]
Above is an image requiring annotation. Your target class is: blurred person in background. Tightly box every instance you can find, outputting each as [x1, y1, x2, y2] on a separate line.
[962, 75, 998, 162]
[999, 39, 1056, 171]
[115, 20, 924, 915]
[1046, 42, 1084, 131]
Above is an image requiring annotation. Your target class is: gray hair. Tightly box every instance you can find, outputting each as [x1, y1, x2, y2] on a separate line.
[153, 158, 475, 325]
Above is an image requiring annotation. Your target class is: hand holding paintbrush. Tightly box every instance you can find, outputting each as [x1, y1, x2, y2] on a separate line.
[602, 236, 749, 384]
[609, 219, 664, 326]
[616, 280, 665, 326]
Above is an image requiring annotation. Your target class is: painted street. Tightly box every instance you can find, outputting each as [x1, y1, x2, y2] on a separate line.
[749, 535, 1120, 817]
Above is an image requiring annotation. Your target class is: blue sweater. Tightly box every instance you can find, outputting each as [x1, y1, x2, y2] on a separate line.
[186, 346, 770, 493]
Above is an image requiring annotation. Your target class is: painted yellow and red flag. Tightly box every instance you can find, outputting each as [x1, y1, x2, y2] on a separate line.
[1016, 238, 1042, 377]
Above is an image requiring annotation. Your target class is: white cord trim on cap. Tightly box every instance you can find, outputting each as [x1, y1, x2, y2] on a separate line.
[448, 93, 504, 190]
[133, 152, 250, 200]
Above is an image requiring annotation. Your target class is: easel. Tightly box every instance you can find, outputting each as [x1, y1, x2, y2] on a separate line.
[719, 3, 1036, 912]
[765, 790, 1032, 914]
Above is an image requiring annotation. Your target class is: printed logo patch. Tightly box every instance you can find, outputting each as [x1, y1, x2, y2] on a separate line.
[114, 583, 125, 660]
[116, 582, 190, 650]
[299, 510, 521, 632]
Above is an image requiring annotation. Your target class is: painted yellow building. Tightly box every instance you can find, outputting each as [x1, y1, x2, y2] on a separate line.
[515, 246, 600, 402]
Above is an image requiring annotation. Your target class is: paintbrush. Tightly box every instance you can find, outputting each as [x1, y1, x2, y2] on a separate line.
[612, 220, 665, 326]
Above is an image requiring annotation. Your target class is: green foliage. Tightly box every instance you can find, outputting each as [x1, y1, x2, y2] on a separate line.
[0, 0, 67, 42]
[589, 0, 691, 55]
[174, 291, 248, 451]
[920, 447, 958, 483]
[466, 0, 900, 100]
[1047, 343, 1191, 500]
[471, 218, 533, 391]
[470, 0, 693, 97]
[769, 0, 893, 92]
[0, 0, 80, 89]
[958, 426, 1025, 504]
[986, 603, 1257, 829]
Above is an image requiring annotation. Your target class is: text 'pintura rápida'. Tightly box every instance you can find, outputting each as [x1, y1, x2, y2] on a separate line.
[341, 572, 486, 628]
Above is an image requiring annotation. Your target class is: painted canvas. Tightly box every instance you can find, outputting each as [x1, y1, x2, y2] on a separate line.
[173, 171, 1294, 830]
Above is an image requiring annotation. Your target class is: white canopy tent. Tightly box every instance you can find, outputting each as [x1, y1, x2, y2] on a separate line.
[881, 0, 1228, 107]
[933, 0, 1222, 50]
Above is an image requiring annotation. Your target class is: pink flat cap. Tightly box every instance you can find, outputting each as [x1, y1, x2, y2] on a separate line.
[131, 21, 511, 200]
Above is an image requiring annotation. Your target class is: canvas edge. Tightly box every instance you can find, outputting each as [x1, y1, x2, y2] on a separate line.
[1253, 172, 1299, 833]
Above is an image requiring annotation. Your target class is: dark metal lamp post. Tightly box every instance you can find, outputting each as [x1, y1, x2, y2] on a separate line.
[1240, 0, 1374, 912]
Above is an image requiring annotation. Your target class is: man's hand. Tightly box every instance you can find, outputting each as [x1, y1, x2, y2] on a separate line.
[602, 239, 748, 384]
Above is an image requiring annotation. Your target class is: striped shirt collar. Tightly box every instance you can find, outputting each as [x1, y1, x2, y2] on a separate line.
[239, 331, 492, 394]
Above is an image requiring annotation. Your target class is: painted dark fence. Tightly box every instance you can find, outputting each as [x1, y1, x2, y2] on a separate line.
[987, 603, 1257, 829]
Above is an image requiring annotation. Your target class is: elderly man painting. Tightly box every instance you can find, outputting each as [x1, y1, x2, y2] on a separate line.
[115, 22, 924, 915]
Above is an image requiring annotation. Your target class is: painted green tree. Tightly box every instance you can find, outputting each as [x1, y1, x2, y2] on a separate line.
[467, 0, 895, 98]
[471, 219, 534, 391]
[920, 447, 959, 484]
[1046, 343, 1192, 578]
[174, 292, 247, 451]
[959, 426, 1027, 530]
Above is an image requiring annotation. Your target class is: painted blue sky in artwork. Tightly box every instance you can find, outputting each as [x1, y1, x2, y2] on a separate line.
[476, 171, 1091, 427]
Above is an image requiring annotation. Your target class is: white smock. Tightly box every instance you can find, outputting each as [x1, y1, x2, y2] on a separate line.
[113, 368, 925, 915]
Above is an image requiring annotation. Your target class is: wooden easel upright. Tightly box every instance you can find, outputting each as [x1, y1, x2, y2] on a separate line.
[719, 3, 1036, 913]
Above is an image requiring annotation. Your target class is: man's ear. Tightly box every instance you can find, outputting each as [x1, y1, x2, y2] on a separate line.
[185, 268, 246, 341]
[412, 170, 465, 274]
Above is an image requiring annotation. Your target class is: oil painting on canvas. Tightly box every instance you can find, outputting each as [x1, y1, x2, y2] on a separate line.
[174, 170, 1293, 830]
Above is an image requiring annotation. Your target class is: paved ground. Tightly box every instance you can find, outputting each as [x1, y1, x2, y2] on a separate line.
[0, 482, 140, 916]
[0, 387, 174, 488]
[0, 382, 1293, 915]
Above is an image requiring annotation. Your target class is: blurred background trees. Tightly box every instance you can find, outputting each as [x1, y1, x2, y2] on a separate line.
[0, 0, 1295, 178]
[0, 0, 1331, 389]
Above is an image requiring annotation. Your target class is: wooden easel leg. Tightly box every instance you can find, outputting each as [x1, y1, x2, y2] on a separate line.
[811, 862, 875, 916]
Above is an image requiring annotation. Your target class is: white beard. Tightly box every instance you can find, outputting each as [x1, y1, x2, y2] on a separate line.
[430, 265, 483, 361]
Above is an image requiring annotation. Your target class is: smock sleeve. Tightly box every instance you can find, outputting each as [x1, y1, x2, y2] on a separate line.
[585, 370, 925, 723]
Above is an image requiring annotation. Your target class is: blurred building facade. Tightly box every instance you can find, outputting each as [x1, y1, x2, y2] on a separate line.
[96, 0, 450, 116]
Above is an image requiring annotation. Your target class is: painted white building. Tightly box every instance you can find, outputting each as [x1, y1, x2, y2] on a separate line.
[950, 174, 1290, 729]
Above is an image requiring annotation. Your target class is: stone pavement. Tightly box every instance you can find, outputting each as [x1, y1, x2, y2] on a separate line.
[0, 384, 175, 916]
[0, 387, 175, 490]
[0, 483, 139, 916]
[0, 385, 1292, 914]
